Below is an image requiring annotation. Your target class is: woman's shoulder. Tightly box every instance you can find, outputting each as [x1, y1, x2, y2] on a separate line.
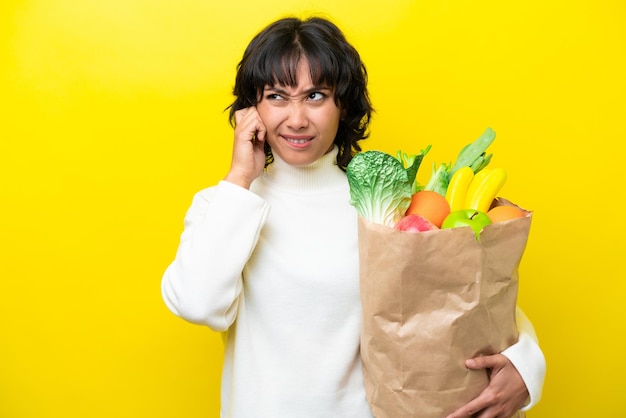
[191, 180, 267, 208]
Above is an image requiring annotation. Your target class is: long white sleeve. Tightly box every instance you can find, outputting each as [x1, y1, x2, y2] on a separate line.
[161, 180, 270, 331]
[502, 307, 546, 410]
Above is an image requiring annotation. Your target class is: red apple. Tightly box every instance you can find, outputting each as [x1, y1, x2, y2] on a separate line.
[395, 214, 439, 232]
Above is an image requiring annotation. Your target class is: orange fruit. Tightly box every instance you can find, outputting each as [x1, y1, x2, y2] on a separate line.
[405, 190, 451, 228]
[487, 205, 525, 223]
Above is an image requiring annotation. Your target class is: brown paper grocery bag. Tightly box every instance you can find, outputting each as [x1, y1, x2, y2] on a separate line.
[358, 200, 531, 418]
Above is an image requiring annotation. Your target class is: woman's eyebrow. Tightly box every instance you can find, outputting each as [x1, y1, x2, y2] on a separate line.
[264, 85, 333, 95]
[264, 86, 288, 95]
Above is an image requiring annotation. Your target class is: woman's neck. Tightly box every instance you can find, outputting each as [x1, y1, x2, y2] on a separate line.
[262, 146, 346, 193]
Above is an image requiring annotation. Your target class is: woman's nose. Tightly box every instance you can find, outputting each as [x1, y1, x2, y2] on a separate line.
[286, 103, 309, 130]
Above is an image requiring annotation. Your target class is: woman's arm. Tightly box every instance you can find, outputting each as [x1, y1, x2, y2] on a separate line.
[501, 306, 546, 410]
[161, 180, 269, 331]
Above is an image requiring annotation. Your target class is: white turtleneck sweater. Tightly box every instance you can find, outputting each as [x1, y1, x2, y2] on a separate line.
[161, 148, 544, 417]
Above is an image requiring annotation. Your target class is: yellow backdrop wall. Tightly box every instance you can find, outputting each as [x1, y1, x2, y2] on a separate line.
[1, 0, 624, 417]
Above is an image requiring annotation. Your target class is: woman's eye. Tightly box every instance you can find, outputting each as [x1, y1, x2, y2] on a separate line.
[308, 92, 325, 101]
[267, 93, 283, 101]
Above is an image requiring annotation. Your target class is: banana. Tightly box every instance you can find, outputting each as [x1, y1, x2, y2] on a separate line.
[445, 166, 474, 211]
[465, 167, 507, 213]
[463, 168, 491, 208]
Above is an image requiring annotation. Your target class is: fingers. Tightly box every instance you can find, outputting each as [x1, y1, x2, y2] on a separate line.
[225, 107, 268, 189]
[235, 107, 266, 142]
[445, 391, 492, 418]
[445, 390, 509, 418]
[465, 354, 506, 371]
[446, 354, 527, 418]
[234, 107, 254, 126]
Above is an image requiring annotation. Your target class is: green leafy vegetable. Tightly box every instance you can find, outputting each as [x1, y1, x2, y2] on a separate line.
[449, 127, 496, 177]
[424, 127, 497, 197]
[347, 149, 428, 226]
[424, 162, 451, 196]
[346, 128, 496, 226]
[396, 145, 431, 194]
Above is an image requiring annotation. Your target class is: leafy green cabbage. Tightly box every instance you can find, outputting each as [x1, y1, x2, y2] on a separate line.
[347, 150, 427, 227]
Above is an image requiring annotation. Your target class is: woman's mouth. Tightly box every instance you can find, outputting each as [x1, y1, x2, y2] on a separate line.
[283, 135, 313, 146]
[287, 138, 309, 144]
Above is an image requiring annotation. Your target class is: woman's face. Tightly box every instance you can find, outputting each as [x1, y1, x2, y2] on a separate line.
[256, 59, 341, 167]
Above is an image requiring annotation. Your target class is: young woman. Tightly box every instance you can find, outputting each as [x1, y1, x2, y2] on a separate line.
[161, 16, 545, 418]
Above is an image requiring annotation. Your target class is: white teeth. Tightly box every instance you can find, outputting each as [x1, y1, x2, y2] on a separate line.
[287, 138, 309, 144]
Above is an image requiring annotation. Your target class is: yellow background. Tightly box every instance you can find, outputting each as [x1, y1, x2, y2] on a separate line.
[1, 0, 624, 417]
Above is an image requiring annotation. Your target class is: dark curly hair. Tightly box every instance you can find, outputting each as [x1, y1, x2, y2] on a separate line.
[228, 16, 373, 170]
